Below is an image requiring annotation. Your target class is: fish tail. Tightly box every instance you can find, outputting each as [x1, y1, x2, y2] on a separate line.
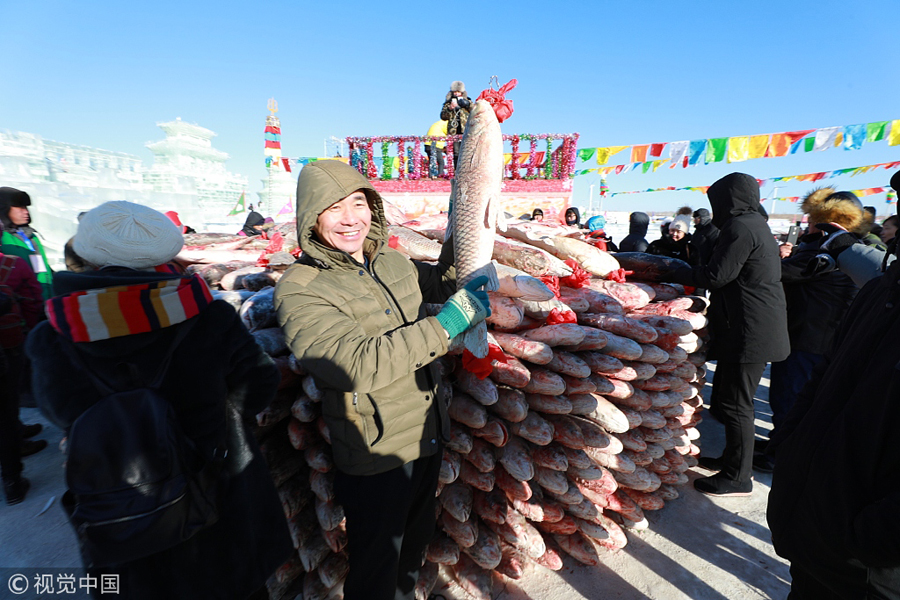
[461, 321, 489, 359]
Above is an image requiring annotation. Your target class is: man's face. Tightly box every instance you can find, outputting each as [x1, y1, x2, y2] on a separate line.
[8, 206, 29, 226]
[566, 211, 577, 224]
[452, 90, 464, 98]
[693, 216, 701, 227]
[314, 191, 372, 263]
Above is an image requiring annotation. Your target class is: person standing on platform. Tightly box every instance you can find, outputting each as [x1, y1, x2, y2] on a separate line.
[440, 81, 472, 161]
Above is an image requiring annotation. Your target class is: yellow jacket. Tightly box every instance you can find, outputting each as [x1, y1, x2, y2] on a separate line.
[426, 120, 448, 149]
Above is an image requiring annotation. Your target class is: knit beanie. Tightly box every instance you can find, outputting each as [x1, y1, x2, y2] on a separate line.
[74, 201, 184, 269]
[669, 216, 690, 234]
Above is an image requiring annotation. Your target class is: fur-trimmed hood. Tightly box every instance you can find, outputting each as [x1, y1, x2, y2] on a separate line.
[801, 186, 866, 234]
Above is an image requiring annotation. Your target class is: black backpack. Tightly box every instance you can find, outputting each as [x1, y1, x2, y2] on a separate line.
[59, 319, 225, 567]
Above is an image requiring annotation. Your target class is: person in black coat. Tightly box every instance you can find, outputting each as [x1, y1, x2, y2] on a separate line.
[647, 216, 696, 265]
[756, 188, 865, 473]
[691, 208, 720, 265]
[26, 201, 293, 599]
[767, 239, 900, 598]
[663, 172, 789, 496]
[242, 205, 265, 236]
[618, 211, 650, 252]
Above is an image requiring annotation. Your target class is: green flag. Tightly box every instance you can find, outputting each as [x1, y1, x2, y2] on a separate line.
[866, 121, 888, 143]
[804, 137, 815, 152]
[577, 148, 596, 162]
[228, 192, 246, 216]
[706, 138, 727, 163]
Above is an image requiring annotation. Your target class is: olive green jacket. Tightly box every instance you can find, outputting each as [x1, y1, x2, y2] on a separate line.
[274, 160, 456, 476]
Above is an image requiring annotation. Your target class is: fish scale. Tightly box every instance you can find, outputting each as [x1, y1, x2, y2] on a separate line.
[450, 99, 505, 358]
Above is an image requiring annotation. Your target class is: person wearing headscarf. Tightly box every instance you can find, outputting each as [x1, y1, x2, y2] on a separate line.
[26, 201, 293, 598]
[662, 172, 789, 497]
[619, 212, 650, 252]
[0, 187, 53, 299]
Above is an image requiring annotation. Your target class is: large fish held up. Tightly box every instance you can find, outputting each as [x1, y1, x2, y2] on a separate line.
[449, 99, 505, 358]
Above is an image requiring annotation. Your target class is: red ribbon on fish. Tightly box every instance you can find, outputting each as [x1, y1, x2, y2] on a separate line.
[546, 307, 577, 325]
[256, 232, 285, 267]
[604, 267, 634, 283]
[559, 259, 592, 288]
[461, 344, 508, 379]
[477, 79, 517, 123]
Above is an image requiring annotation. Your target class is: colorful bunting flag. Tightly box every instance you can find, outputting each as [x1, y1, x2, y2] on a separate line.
[867, 121, 888, 142]
[649, 143, 667, 158]
[814, 127, 841, 151]
[668, 141, 689, 167]
[706, 138, 727, 164]
[768, 130, 813, 157]
[727, 137, 750, 163]
[578, 148, 596, 162]
[631, 145, 649, 163]
[688, 140, 706, 166]
[842, 124, 866, 151]
[889, 120, 900, 146]
[749, 135, 769, 159]
[596, 146, 627, 165]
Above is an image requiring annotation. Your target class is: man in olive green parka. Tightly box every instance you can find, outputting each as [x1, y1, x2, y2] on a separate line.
[274, 159, 489, 600]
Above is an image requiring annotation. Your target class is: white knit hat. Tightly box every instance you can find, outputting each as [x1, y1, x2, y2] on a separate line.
[74, 201, 184, 269]
[669, 216, 690, 234]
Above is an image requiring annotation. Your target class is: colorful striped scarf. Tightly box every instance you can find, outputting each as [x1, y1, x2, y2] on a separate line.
[46, 274, 213, 342]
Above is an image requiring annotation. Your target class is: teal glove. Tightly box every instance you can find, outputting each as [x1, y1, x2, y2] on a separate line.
[436, 275, 492, 339]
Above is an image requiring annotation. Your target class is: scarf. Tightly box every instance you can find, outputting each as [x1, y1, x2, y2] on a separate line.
[46, 274, 213, 342]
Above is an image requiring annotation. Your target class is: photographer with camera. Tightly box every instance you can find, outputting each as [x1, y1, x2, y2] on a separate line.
[440, 80, 472, 160]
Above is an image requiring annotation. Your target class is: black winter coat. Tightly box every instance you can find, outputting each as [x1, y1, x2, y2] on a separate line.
[647, 234, 696, 265]
[691, 210, 720, 265]
[780, 233, 858, 355]
[669, 173, 789, 363]
[26, 269, 293, 600]
[768, 258, 900, 594]
[619, 212, 650, 253]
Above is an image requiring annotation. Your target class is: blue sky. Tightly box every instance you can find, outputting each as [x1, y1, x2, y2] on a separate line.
[2, 0, 899, 216]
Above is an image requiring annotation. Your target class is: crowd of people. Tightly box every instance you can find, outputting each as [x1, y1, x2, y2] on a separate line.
[2, 86, 900, 597]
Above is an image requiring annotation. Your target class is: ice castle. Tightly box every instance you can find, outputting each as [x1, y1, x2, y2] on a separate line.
[0, 118, 254, 266]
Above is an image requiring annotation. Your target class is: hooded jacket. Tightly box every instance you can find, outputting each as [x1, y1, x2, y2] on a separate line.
[241, 210, 265, 236]
[669, 173, 789, 363]
[768, 257, 900, 595]
[619, 212, 650, 253]
[26, 268, 292, 598]
[0, 187, 53, 299]
[274, 160, 457, 476]
[780, 232, 858, 355]
[691, 208, 720, 265]
[564, 207, 581, 227]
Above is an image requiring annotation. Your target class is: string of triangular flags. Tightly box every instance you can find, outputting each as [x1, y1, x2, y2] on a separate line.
[606, 160, 900, 203]
[575, 119, 900, 176]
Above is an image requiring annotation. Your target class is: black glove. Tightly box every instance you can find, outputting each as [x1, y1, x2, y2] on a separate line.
[817, 223, 859, 260]
[457, 97, 471, 109]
